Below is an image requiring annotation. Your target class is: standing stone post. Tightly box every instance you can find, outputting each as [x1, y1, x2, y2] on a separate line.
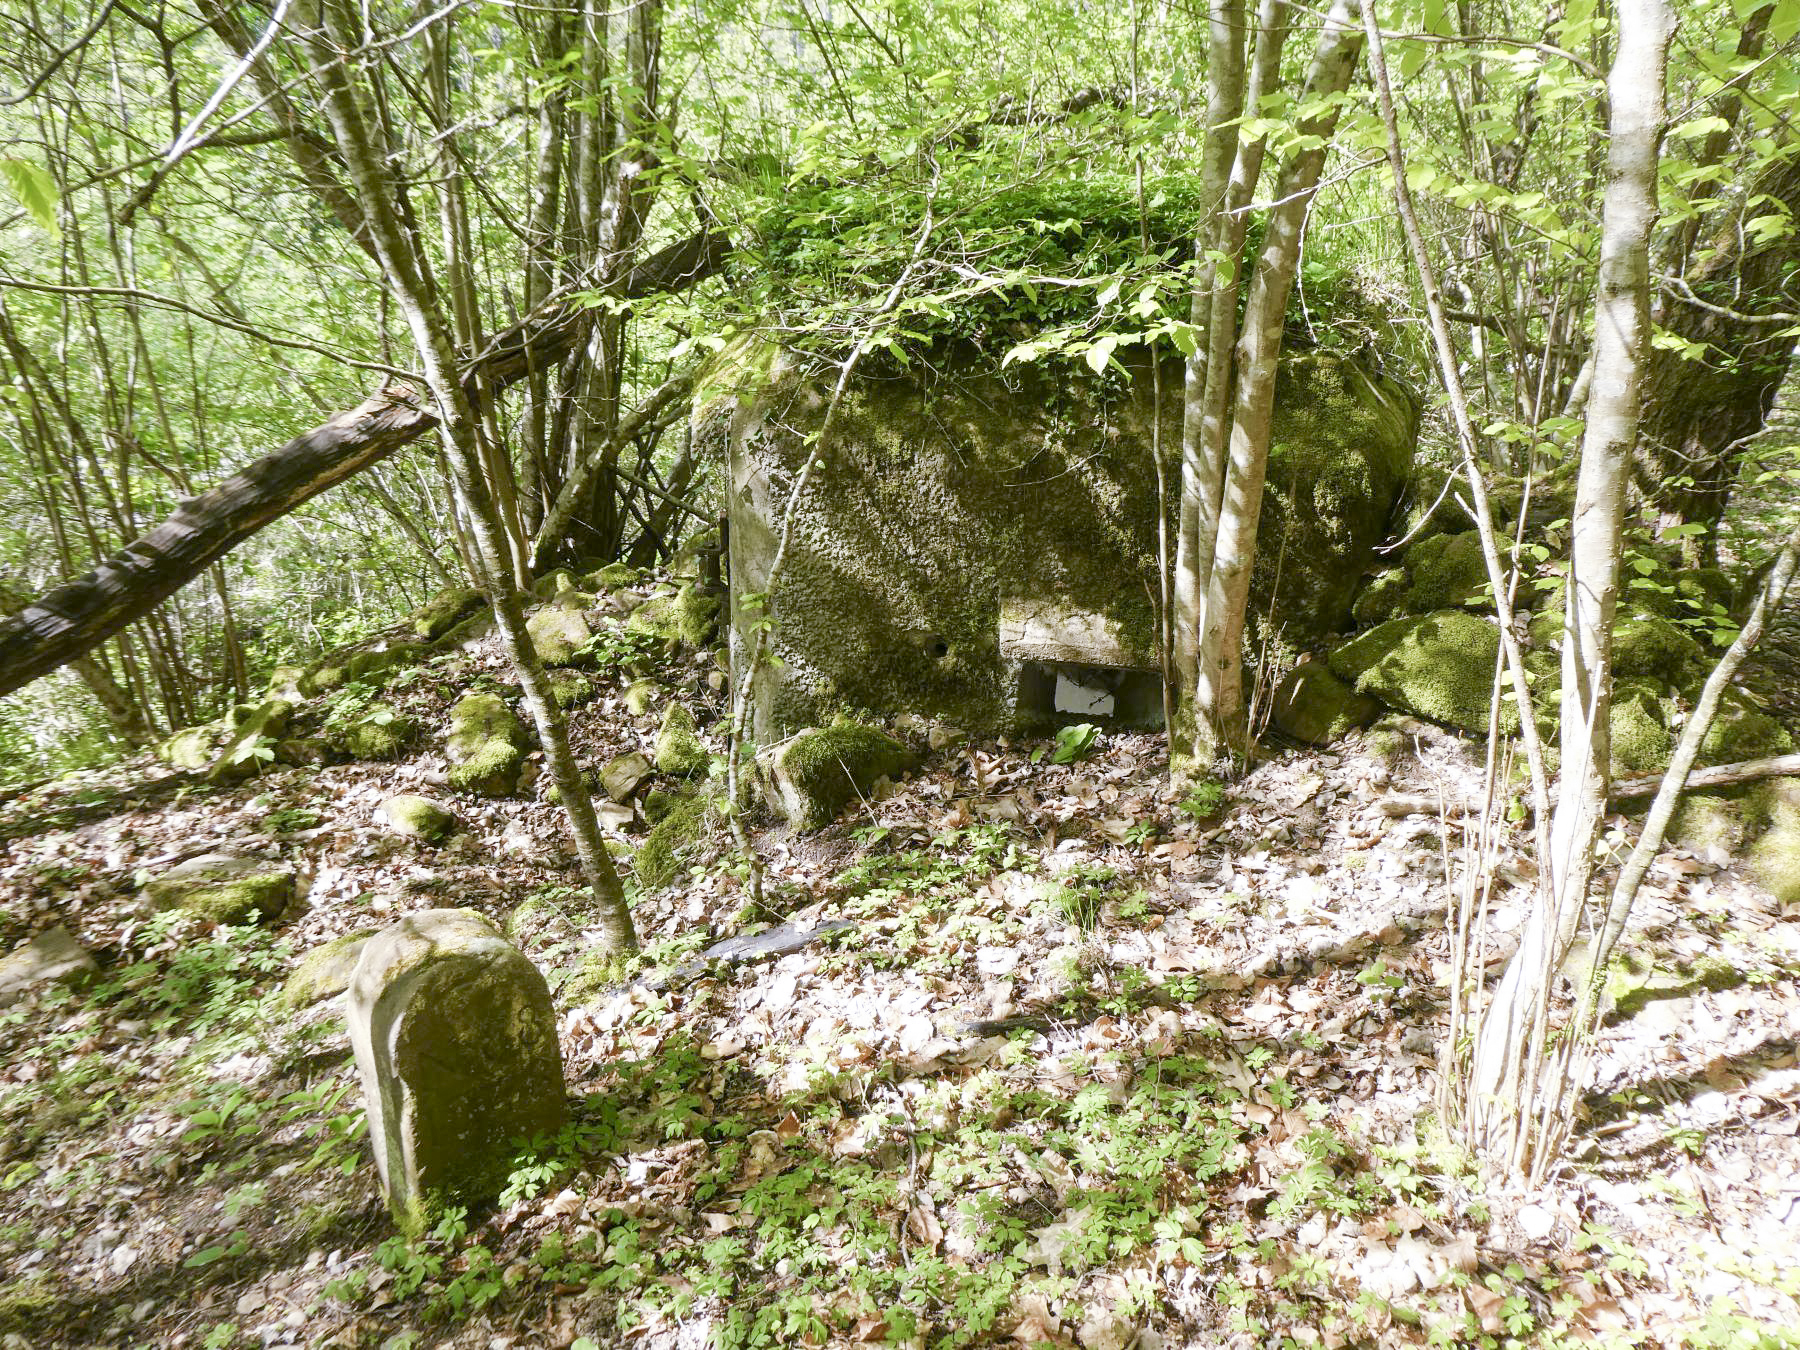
[347, 909, 567, 1232]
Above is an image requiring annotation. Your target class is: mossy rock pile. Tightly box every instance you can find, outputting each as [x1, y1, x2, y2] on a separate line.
[144, 855, 297, 925]
[445, 693, 530, 795]
[760, 720, 918, 830]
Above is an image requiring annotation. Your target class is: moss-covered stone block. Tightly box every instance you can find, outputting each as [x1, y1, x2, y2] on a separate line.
[299, 661, 348, 697]
[265, 665, 308, 700]
[1269, 663, 1378, 745]
[526, 599, 593, 667]
[411, 587, 486, 640]
[720, 343, 1417, 737]
[445, 693, 529, 795]
[761, 720, 918, 830]
[1401, 531, 1490, 613]
[283, 931, 376, 1010]
[634, 791, 710, 891]
[1700, 692, 1794, 765]
[332, 706, 413, 762]
[655, 705, 709, 776]
[347, 909, 566, 1234]
[439, 610, 495, 649]
[1327, 610, 1512, 736]
[600, 752, 653, 804]
[144, 854, 297, 925]
[380, 795, 459, 842]
[1670, 792, 1749, 856]
[625, 592, 683, 645]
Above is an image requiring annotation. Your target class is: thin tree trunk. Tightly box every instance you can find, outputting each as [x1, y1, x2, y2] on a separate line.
[1468, 0, 1675, 1172]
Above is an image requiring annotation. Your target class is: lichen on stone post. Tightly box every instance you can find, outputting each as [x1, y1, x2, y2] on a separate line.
[347, 909, 567, 1233]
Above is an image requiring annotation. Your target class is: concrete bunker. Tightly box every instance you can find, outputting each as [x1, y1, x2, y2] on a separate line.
[709, 341, 1418, 739]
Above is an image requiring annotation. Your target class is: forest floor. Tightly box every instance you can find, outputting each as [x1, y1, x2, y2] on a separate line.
[2, 603, 1798, 1350]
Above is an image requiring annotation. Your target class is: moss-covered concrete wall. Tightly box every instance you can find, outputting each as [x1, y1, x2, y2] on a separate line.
[717, 341, 1416, 737]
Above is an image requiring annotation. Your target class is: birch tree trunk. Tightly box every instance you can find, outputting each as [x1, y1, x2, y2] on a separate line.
[1181, 0, 1365, 764]
[302, 0, 636, 952]
[1467, 0, 1675, 1172]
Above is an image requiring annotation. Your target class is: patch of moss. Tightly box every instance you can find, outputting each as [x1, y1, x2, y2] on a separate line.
[1747, 784, 1800, 908]
[283, 931, 376, 1009]
[1327, 610, 1512, 736]
[634, 791, 711, 891]
[655, 705, 710, 776]
[1669, 792, 1748, 856]
[445, 693, 529, 795]
[411, 587, 485, 640]
[1269, 663, 1377, 745]
[765, 720, 918, 829]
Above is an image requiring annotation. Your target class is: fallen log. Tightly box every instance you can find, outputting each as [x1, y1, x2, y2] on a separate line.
[1608, 751, 1800, 800]
[0, 229, 729, 700]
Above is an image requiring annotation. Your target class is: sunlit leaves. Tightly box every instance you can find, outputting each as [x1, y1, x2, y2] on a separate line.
[0, 158, 59, 238]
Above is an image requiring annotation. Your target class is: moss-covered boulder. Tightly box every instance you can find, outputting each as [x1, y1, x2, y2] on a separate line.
[550, 672, 595, 708]
[1328, 611, 1511, 736]
[331, 705, 413, 761]
[585, 561, 641, 592]
[380, 795, 459, 842]
[1612, 612, 1705, 688]
[624, 678, 664, 716]
[439, 609, 495, 649]
[1351, 569, 1410, 627]
[526, 597, 593, 667]
[1748, 780, 1800, 909]
[206, 699, 295, 784]
[719, 343, 1416, 737]
[625, 591, 683, 645]
[634, 790, 711, 891]
[265, 665, 308, 700]
[1700, 691, 1794, 765]
[531, 569, 581, 601]
[298, 661, 348, 697]
[159, 723, 223, 770]
[283, 931, 376, 1010]
[675, 584, 722, 646]
[655, 705, 710, 776]
[445, 693, 529, 795]
[344, 644, 425, 685]
[411, 587, 486, 641]
[1609, 679, 1673, 776]
[274, 738, 330, 767]
[144, 854, 297, 925]
[0, 927, 96, 1007]
[347, 909, 566, 1233]
[1270, 663, 1378, 745]
[761, 720, 918, 830]
[1401, 532, 1490, 613]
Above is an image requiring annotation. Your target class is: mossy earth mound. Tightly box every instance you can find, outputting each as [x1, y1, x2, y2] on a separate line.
[717, 341, 1415, 737]
[445, 693, 529, 795]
